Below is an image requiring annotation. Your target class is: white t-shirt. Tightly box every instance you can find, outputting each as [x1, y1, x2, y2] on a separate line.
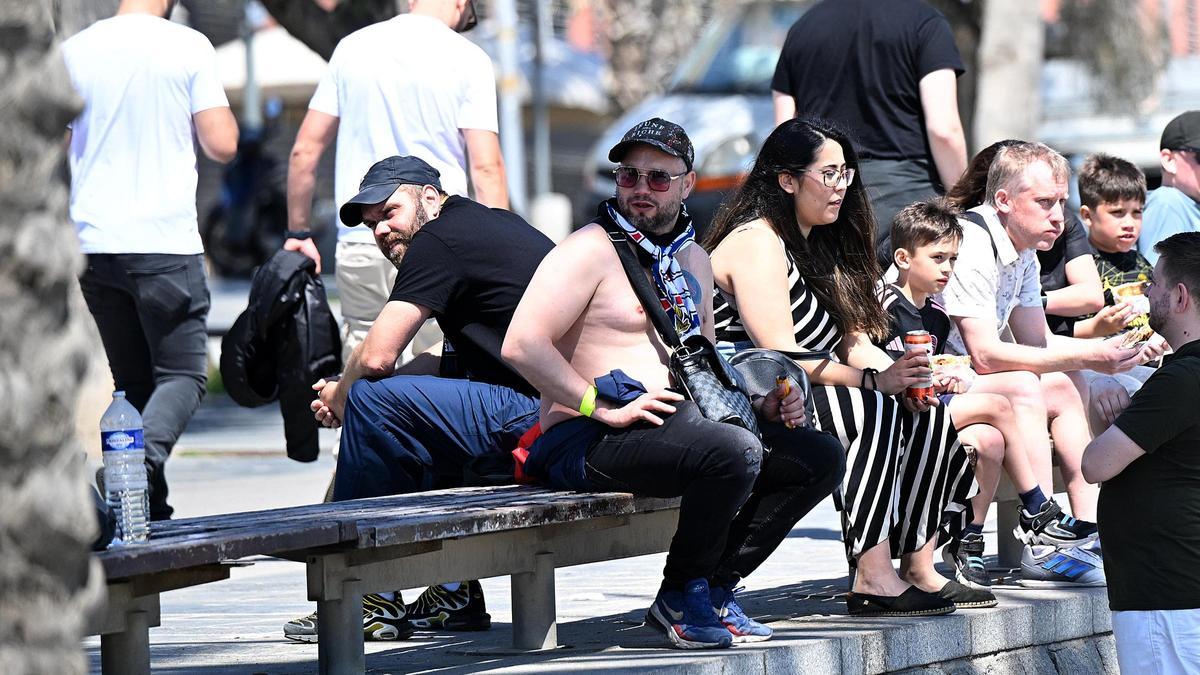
[939, 204, 1043, 355]
[62, 14, 229, 255]
[309, 13, 499, 243]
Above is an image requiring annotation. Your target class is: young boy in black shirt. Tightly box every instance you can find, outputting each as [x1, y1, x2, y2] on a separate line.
[878, 200, 1058, 592]
[1076, 153, 1154, 339]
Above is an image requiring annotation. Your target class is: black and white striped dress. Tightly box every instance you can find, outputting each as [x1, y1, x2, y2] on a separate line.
[714, 249, 975, 561]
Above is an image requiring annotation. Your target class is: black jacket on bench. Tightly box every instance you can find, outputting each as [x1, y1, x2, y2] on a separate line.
[221, 250, 341, 461]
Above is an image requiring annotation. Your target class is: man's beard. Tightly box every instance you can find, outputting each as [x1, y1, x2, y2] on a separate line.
[378, 203, 430, 267]
[617, 193, 681, 236]
[1148, 291, 1170, 334]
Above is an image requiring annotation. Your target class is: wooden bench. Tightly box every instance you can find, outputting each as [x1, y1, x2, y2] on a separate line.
[89, 486, 680, 675]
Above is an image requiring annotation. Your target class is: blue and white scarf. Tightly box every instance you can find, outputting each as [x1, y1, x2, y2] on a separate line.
[603, 201, 702, 339]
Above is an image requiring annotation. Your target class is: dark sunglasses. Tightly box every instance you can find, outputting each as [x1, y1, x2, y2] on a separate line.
[613, 166, 686, 192]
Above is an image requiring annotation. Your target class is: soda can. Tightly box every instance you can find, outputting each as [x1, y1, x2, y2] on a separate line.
[903, 330, 934, 400]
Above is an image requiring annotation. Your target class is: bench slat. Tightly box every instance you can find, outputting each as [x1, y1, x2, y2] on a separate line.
[95, 486, 679, 580]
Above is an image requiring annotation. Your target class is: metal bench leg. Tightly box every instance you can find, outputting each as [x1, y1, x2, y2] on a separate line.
[997, 499, 1022, 568]
[100, 593, 157, 675]
[511, 552, 557, 650]
[317, 578, 364, 675]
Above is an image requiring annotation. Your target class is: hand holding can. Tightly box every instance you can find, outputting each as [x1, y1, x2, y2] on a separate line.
[903, 331, 934, 401]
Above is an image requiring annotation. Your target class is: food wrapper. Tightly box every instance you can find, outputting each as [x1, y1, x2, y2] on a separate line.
[931, 354, 975, 390]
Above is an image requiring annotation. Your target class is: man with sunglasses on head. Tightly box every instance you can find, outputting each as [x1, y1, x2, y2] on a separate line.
[284, 0, 505, 366]
[503, 119, 844, 649]
[1139, 111, 1200, 265]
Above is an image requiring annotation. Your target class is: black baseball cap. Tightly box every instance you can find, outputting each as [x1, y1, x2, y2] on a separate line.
[339, 155, 443, 226]
[1160, 111, 1200, 150]
[608, 117, 694, 171]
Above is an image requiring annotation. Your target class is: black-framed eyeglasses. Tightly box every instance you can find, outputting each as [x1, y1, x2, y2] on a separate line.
[613, 166, 686, 192]
[799, 167, 856, 188]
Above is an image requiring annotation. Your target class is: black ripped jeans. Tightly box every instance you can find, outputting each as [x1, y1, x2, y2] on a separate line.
[710, 422, 846, 587]
[81, 254, 210, 520]
[582, 402, 762, 588]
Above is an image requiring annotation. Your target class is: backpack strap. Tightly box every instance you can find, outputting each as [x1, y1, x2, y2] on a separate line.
[962, 210, 1000, 262]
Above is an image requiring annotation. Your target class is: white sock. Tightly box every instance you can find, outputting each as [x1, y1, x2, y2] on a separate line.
[441, 582, 461, 592]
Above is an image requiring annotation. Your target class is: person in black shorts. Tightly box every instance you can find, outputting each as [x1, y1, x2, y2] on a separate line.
[771, 0, 968, 266]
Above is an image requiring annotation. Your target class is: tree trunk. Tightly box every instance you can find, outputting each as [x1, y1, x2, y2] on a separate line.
[51, 0, 118, 37]
[0, 2, 105, 673]
[972, 0, 1045, 147]
[601, 0, 723, 111]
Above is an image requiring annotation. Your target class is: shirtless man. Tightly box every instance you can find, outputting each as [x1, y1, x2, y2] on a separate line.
[503, 119, 844, 649]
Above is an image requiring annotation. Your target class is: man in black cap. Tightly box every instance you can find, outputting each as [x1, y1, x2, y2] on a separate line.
[1141, 110, 1200, 265]
[503, 119, 844, 649]
[283, 155, 553, 643]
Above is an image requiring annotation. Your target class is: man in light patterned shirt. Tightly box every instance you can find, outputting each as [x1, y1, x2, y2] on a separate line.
[939, 142, 1146, 565]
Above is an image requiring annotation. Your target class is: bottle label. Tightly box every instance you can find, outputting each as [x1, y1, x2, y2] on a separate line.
[102, 429, 144, 452]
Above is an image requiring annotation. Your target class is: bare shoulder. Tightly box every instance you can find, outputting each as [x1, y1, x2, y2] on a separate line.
[710, 218, 788, 275]
[553, 223, 619, 264]
[712, 218, 784, 261]
[533, 223, 619, 286]
[679, 241, 713, 279]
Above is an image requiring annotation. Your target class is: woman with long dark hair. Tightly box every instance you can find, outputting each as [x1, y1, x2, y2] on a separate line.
[703, 116, 985, 616]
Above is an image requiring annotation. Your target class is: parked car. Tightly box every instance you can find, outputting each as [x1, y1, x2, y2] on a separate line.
[579, 1, 810, 234]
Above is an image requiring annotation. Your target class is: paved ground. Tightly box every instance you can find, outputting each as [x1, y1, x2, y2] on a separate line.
[81, 393, 1034, 674]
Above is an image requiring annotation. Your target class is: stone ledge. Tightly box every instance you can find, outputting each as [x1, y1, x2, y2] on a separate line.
[364, 582, 1115, 673]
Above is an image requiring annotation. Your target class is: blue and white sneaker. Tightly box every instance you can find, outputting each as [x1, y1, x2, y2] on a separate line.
[1014, 499, 1098, 547]
[646, 578, 734, 649]
[1018, 543, 1106, 588]
[711, 584, 772, 643]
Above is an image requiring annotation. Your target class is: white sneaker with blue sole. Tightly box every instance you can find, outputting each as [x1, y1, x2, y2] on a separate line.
[1018, 543, 1106, 588]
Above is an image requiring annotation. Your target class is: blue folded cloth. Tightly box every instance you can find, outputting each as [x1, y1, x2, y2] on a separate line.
[595, 369, 647, 403]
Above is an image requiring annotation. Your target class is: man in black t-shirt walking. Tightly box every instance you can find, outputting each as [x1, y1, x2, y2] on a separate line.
[284, 155, 554, 644]
[1083, 232, 1200, 672]
[771, 0, 968, 267]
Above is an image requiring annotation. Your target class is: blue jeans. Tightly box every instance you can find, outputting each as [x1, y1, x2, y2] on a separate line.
[334, 375, 539, 501]
[80, 253, 210, 521]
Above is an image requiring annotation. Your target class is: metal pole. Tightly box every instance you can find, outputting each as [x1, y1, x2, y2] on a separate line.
[242, 0, 263, 132]
[493, 0, 528, 215]
[532, 0, 552, 197]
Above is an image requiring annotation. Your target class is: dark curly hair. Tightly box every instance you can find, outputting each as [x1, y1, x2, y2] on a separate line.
[701, 116, 889, 340]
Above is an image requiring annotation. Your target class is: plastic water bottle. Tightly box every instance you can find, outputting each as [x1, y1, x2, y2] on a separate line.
[101, 391, 149, 545]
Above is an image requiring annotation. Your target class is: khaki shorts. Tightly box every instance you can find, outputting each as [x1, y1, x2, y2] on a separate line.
[334, 240, 442, 365]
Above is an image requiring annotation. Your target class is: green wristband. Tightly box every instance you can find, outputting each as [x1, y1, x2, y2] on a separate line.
[579, 385, 598, 418]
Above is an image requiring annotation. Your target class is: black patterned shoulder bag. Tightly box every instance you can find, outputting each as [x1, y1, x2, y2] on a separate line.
[598, 219, 760, 436]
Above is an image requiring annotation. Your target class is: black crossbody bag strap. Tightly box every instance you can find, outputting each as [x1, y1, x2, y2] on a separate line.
[595, 218, 684, 349]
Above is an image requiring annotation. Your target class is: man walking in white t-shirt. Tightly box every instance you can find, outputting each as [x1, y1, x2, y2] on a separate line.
[283, 0, 507, 364]
[62, 0, 238, 520]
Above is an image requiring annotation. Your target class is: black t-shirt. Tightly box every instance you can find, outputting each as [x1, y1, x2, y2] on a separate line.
[387, 196, 554, 397]
[1094, 249, 1154, 305]
[1037, 214, 1095, 336]
[771, 0, 963, 161]
[874, 284, 951, 358]
[1099, 339, 1200, 611]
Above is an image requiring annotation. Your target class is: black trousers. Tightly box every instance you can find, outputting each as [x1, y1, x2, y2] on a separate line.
[859, 158, 941, 268]
[80, 254, 210, 520]
[712, 422, 845, 587]
[583, 402, 843, 588]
